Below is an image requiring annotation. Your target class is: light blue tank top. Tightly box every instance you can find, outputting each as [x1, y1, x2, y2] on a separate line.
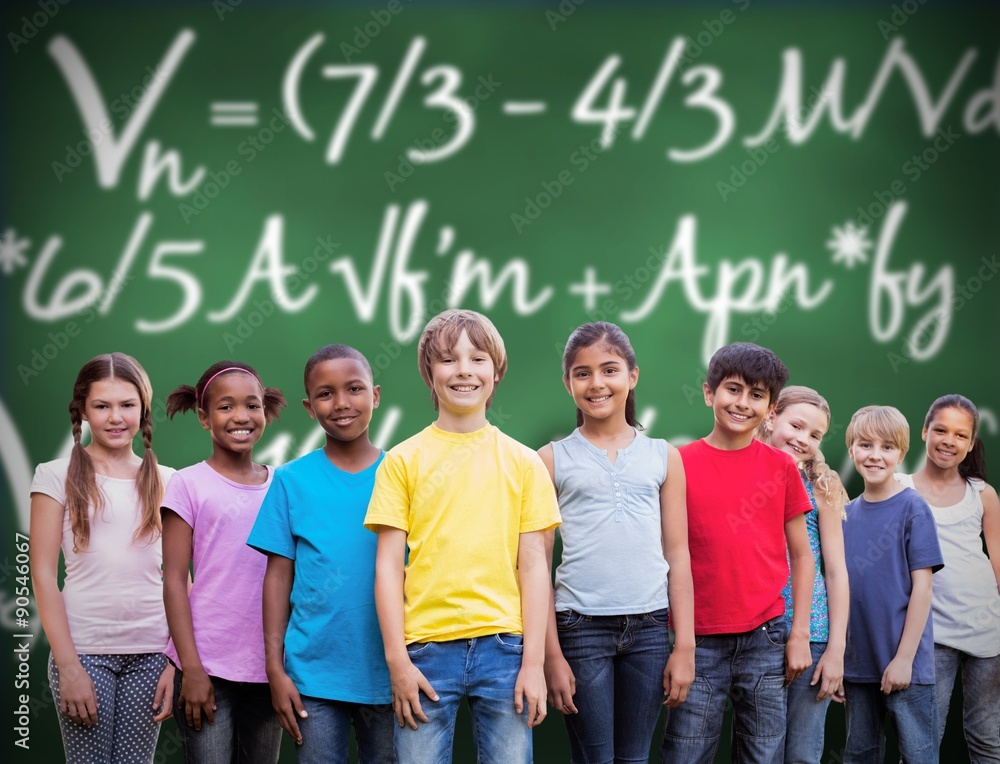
[552, 428, 670, 615]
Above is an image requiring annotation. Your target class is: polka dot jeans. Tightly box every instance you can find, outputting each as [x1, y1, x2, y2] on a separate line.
[48, 652, 167, 764]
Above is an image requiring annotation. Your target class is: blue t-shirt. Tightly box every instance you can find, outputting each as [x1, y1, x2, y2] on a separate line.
[247, 449, 391, 704]
[843, 487, 944, 684]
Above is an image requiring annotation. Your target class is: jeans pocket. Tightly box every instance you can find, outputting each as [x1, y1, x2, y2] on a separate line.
[493, 633, 524, 652]
[762, 616, 789, 647]
[556, 609, 586, 631]
[648, 608, 671, 627]
[405, 641, 433, 656]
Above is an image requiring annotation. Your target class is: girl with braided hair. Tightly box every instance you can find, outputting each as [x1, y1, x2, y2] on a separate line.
[30, 352, 175, 763]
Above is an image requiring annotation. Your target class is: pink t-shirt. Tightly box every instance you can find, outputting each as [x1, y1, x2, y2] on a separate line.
[162, 461, 272, 682]
[30, 458, 175, 654]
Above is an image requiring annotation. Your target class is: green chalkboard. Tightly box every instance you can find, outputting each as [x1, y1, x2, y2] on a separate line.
[3, 0, 998, 760]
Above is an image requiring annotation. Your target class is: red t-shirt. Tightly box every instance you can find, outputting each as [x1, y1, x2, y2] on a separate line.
[679, 438, 812, 635]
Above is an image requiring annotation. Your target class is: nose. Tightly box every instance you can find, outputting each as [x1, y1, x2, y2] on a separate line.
[233, 405, 251, 422]
[333, 392, 351, 410]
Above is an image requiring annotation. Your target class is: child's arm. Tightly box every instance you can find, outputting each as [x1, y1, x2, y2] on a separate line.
[813, 489, 848, 701]
[161, 509, 215, 730]
[374, 526, 438, 729]
[784, 512, 815, 684]
[262, 554, 306, 745]
[516, 529, 550, 728]
[982, 484, 1000, 592]
[882, 567, 933, 694]
[536, 444, 577, 715]
[661, 445, 695, 707]
[30, 493, 99, 726]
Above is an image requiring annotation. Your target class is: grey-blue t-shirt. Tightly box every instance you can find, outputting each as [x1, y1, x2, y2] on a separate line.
[843, 486, 944, 683]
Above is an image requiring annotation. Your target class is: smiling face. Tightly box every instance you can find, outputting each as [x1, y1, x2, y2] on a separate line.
[304, 358, 379, 443]
[850, 435, 903, 491]
[564, 343, 637, 424]
[198, 372, 266, 455]
[766, 402, 828, 464]
[704, 375, 772, 446]
[82, 378, 142, 455]
[429, 329, 498, 421]
[922, 406, 975, 472]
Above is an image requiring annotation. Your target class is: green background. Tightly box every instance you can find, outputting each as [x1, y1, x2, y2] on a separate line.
[3, 0, 998, 760]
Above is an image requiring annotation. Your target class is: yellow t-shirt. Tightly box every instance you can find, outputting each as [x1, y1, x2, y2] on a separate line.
[364, 423, 561, 644]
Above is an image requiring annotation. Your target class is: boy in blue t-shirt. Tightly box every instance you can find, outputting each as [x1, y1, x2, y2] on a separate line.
[842, 405, 944, 764]
[247, 344, 393, 763]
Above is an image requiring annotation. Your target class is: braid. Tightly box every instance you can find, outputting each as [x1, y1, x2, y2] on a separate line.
[133, 412, 164, 545]
[65, 403, 103, 552]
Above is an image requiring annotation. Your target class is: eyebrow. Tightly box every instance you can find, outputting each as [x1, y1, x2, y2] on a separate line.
[572, 360, 622, 371]
[90, 397, 139, 404]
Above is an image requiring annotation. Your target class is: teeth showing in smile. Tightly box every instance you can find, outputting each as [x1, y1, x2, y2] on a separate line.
[333, 417, 355, 424]
[728, 412, 750, 421]
[588, 395, 610, 403]
[452, 385, 478, 392]
[230, 430, 252, 437]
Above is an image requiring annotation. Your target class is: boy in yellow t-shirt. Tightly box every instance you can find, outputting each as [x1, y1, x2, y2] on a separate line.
[364, 309, 561, 763]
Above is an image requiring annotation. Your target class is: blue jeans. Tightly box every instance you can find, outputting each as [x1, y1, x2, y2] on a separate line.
[49, 652, 167, 764]
[172, 670, 282, 764]
[296, 696, 394, 764]
[660, 615, 788, 764]
[843, 681, 938, 764]
[556, 607, 671, 763]
[934, 644, 1000, 763]
[394, 634, 531, 764]
[774, 641, 832, 764]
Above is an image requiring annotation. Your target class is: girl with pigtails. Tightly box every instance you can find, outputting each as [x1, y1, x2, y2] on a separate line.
[30, 352, 176, 763]
[161, 361, 286, 764]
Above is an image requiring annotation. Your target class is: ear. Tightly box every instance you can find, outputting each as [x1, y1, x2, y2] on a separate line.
[763, 408, 777, 430]
[372, 385, 381, 409]
[702, 382, 714, 407]
[197, 406, 210, 431]
[563, 375, 573, 397]
[629, 365, 639, 390]
[302, 397, 317, 420]
[921, 425, 928, 443]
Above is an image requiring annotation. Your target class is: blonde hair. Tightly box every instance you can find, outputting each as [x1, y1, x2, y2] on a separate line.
[756, 385, 848, 517]
[417, 309, 507, 410]
[66, 352, 164, 552]
[845, 405, 910, 458]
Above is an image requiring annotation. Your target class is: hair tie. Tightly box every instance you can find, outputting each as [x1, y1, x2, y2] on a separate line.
[198, 367, 260, 409]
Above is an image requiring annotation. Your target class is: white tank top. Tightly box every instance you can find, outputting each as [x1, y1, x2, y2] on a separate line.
[898, 473, 1000, 658]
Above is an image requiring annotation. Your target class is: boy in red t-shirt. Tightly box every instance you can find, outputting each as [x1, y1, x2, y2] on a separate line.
[661, 342, 814, 763]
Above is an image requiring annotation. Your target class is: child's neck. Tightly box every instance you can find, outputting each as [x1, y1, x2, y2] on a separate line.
[918, 458, 962, 486]
[579, 415, 634, 444]
[862, 480, 905, 503]
[435, 407, 488, 434]
[85, 442, 140, 477]
[324, 435, 381, 473]
[704, 427, 754, 451]
[207, 448, 267, 485]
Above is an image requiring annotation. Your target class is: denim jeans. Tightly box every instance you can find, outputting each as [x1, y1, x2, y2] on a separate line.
[843, 681, 938, 764]
[49, 652, 167, 764]
[660, 615, 788, 764]
[934, 644, 1000, 763]
[296, 696, 395, 764]
[773, 641, 832, 764]
[172, 670, 282, 764]
[394, 634, 531, 764]
[556, 607, 670, 763]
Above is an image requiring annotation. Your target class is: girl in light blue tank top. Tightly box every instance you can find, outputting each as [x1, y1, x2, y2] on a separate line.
[538, 322, 694, 764]
[756, 385, 849, 764]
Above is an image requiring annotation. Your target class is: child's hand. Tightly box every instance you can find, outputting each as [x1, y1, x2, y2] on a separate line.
[152, 663, 175, 722]
[663, 644, 695, 707]
[811, 645, 844, 701]
[57, 661, 100, 726]
[390, 660, 438, 730]
[268, 669, 307, 745]
[514, 663, 547, 728]
[544, 655, 577, 715]
[784, 633, 812, 685]
[880, 657, 912, 695]
[178, 666, 216, 730]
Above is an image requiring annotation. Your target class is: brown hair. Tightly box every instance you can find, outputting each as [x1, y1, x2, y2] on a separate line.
[66, 352, 163, 552]
[417, 310, 507, 411]
[166, 361, 286, 423]
[922, 394, 987, 482]
[562, 322, 642, 430]
[756, 385, 847, 516]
